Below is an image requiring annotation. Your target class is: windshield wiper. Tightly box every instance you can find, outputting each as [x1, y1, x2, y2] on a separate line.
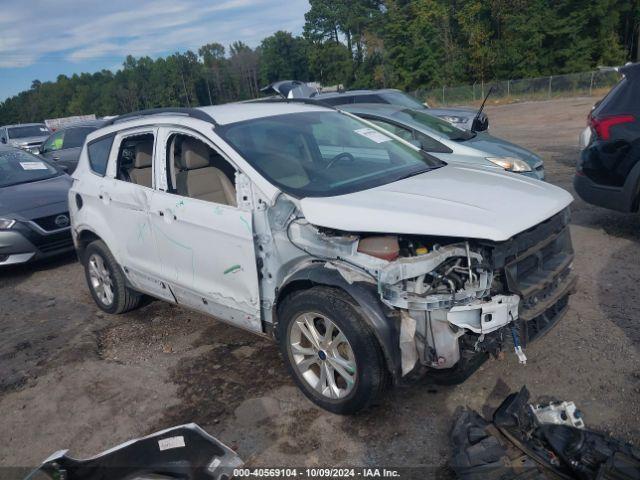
[393, 166, 440, 182]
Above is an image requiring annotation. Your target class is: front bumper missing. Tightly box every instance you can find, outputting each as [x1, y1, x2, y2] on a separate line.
[400, 293, 520, 374]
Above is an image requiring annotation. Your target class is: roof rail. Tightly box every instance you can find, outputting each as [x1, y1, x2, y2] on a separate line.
[104, 107, 218, 127]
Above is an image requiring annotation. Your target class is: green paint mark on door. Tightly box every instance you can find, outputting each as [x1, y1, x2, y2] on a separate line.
[224, 264, 242, 275]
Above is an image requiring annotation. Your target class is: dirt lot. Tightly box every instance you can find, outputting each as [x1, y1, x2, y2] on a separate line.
[1, 96, 639, 477]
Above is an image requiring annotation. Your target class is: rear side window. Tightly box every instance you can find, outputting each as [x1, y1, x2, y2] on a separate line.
[593, 74, 640, 117]
[87, 135, 114, 176]
[63, 127, 96, 149]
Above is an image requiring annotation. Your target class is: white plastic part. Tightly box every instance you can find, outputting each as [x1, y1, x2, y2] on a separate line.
[514, 346, 527, 365]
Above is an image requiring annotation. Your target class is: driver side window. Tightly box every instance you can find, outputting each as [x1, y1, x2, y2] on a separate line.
[165, 133, 237, 207]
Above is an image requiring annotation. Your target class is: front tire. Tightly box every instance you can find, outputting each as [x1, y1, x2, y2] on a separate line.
[277, 287, 387, 414]
[83, 240, 141, 314]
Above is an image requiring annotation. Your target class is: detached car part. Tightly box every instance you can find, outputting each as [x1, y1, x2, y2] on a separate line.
[451, 386, 640, 480]
[25, 424, 242, 480]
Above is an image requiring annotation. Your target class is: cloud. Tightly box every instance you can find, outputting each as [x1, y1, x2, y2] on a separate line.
[0, 0, 309, 68]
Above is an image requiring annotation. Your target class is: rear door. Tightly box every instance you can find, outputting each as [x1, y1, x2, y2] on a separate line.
[100, 127, 175, 302]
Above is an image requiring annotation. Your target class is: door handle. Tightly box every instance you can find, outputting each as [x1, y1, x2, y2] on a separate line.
[52, 155, 60, 161]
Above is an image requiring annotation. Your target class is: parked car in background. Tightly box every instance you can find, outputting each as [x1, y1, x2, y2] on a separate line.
[0, 146, 73, 266]
[39, 119, 106, 173]
[342, 103, 544, 180]
[71, 105, 574, 414]
[574, 63, 640, 212]
[262, 81, 489, 131]
[0, 123, 51, 153]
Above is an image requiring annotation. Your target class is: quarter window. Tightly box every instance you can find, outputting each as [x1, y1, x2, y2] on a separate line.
[87, 135, 114, 176]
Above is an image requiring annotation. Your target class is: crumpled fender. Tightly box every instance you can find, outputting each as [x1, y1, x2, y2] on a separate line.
[275, 262, 402, 380]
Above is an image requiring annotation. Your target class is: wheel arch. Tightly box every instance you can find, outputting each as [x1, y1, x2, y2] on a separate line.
[75, 228, 103, 261]
[274, 263, 402, 380]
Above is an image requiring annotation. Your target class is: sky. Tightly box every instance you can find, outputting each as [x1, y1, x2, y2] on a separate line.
[0, 0, 310, 101]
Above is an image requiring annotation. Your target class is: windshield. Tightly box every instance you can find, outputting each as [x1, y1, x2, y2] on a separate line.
[218, 111, 443, 198]
[7, 125, 50, 139]
[380, 91, 428, 109]
[391, 109, 474, 141]
[0, 149, 60, 187]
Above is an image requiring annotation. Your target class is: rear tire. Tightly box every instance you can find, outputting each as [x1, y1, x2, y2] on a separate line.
[276, 287, 387, 414]
[83, 240, 141, 314]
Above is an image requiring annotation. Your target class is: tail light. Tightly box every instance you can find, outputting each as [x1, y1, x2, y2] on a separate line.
[589, 114, 635, 140]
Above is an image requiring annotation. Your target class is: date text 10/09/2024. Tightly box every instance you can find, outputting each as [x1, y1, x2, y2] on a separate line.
[233, 468, 402, 478]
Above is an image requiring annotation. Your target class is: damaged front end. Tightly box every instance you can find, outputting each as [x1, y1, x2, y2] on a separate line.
[278, 203, 576, 382]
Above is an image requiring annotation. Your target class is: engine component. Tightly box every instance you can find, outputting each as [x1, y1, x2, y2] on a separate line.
[357, 235, 400, 261]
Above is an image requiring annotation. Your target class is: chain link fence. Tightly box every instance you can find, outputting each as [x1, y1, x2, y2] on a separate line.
[414, 70, 621, 107]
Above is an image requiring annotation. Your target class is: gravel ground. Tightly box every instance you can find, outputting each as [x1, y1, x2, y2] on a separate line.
[1, 96, 639, 477]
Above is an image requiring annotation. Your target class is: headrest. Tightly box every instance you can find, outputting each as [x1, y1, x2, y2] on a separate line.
[134, 142, 153, 168]
[179, 139, 210, 170]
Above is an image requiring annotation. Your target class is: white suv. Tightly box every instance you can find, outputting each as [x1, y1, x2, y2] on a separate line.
[70, 103, 576, 413]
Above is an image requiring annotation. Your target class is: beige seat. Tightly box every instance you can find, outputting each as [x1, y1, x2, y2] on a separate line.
[129, 142, 153, 187]
[259, 130, 310, 188]
[176, 139, 237, 206]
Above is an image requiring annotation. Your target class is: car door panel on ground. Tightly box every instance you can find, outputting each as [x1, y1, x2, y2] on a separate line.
[149, 127, 261, 332]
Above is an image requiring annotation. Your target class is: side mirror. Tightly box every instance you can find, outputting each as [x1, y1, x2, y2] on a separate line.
[0, 138, 6, 144]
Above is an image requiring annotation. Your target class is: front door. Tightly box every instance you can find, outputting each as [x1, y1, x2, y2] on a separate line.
[148, 127, 261, 332]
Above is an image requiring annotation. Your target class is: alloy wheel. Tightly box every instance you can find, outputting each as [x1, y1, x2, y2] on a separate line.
[88, 253, 115, 306]
[289, 312, 357, 399]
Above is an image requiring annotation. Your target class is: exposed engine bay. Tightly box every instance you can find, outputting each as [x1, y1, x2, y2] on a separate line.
[249, 190, 577, 383]
[257, 192, 576, 381]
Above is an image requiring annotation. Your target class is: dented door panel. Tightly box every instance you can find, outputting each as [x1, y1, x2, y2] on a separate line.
[148, 192, 261, 331]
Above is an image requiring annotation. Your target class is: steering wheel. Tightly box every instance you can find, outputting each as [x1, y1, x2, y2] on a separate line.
[325, 152, 355, 169]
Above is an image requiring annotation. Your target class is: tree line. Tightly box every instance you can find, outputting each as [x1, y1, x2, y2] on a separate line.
[1, 0, 638, 124]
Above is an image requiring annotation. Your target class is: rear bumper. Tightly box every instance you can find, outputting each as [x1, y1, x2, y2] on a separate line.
[573, 173, 634, 212]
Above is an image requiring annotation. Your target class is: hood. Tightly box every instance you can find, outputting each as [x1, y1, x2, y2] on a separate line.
[299, 164, 572, 242]
[0, 174, 72, 219]
[9, 135, 48, 146]
[463, 132, 541, 166]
